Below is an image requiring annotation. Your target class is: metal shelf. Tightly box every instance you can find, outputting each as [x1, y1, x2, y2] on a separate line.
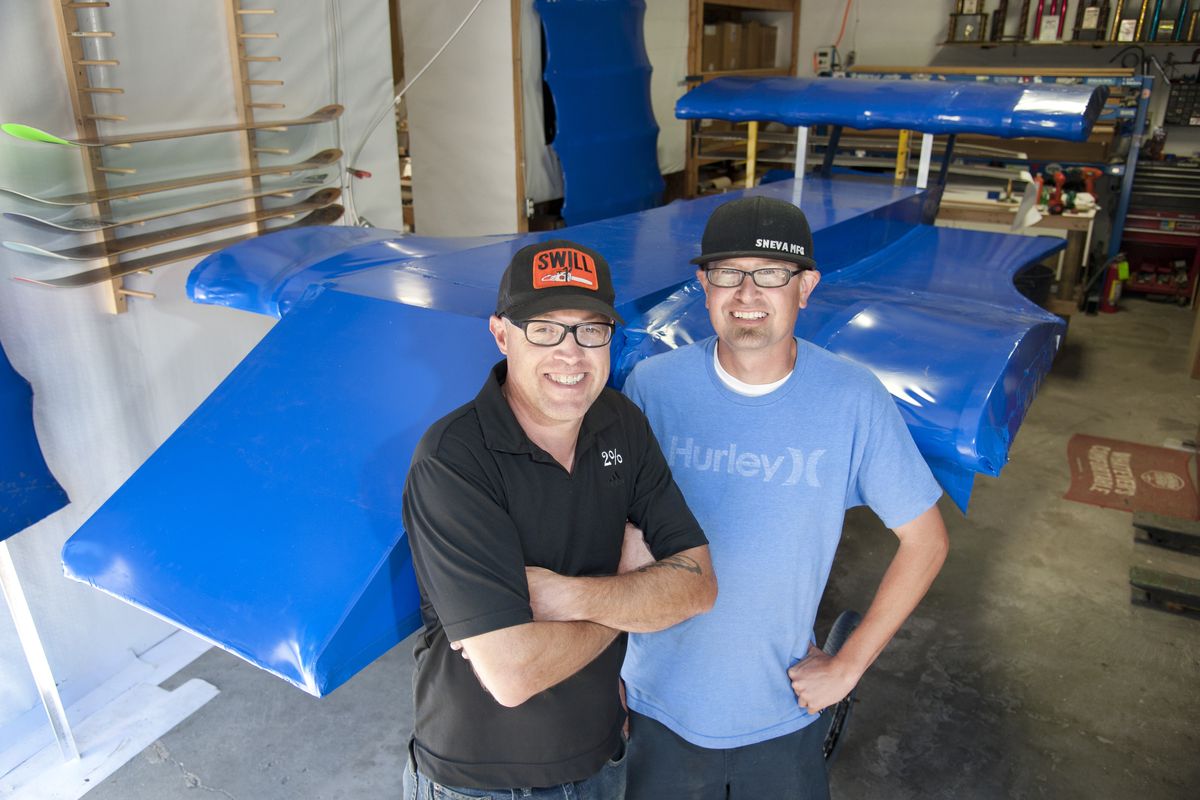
[847, 68, 1155, 261]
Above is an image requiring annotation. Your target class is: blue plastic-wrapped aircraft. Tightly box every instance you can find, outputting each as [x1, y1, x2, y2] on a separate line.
[62, 77, 1106, 696]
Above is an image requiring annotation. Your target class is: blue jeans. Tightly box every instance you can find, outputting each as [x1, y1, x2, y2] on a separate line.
[403, 740, 627, 800]
[625, 711, 829, 800]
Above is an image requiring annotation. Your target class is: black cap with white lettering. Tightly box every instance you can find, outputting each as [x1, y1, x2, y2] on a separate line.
[691, 196, 816, 270]
[496, 238, 624, 324]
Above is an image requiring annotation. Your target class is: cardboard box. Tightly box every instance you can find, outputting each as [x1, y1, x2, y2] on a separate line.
[719, 21, 741, 70]
[743, 21, 763, 69]
[701, 24, 721, 72]
[761, 24, 778, 68]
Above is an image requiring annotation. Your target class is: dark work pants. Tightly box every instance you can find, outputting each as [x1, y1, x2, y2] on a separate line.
[625, 710, 830, 800]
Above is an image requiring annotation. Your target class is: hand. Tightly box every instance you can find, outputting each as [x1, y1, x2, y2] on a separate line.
[449, 640, 469, 659]
[787, 644, 860, 715]
[525, 566, 578, 622]
[618, 522, 654, 574]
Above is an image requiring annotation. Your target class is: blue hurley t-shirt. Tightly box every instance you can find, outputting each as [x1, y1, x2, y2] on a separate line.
[621, 336, 942, 749]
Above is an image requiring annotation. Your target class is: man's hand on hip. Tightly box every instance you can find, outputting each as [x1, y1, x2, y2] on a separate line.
[788, 643, 860, 715]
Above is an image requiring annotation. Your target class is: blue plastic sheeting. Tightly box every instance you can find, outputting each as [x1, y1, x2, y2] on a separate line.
[536, 0, 663, 224]
[63, 290, 499, 694]
[1, 339, 67, 541]
[78, 176, 1065, 695]
[614, 225, 1067, 512]
[187, 225, 518, 319]
[677, 77, 1108, 141]
[191, 177, 926, 321]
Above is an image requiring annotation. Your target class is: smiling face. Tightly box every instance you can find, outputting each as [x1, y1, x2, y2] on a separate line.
[699, 256, 821, 362]
[488, 308, 611, 432]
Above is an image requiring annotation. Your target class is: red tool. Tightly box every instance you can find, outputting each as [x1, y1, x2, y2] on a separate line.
[1043, 164, 1066, 214]
[1076, 166, 1103, 195]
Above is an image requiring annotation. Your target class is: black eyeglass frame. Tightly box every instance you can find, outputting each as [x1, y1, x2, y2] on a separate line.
[701, 265, 807, 289]
[504, 317, 616, 348]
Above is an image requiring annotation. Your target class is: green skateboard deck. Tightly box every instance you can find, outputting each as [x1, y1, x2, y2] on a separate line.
[2, 105, 342, 148]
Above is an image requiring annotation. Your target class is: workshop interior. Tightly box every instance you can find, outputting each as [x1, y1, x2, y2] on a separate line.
[1, 1, 1198, 798]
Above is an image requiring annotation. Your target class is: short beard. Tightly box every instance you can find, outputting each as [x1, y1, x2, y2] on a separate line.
[729, 327, 769, 347]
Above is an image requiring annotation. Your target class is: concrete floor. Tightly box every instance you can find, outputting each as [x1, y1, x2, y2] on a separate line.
[86, 297, 1200, 800]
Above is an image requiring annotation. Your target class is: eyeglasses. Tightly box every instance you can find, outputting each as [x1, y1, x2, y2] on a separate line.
[506, 317, 615, 348]
[703, 266, 805, 289]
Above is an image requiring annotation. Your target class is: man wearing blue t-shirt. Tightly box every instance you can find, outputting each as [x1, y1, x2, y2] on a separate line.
[619, 196, 950, 799]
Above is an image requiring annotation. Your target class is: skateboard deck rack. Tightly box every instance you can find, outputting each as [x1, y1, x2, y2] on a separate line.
[5, 188, 341, 262]
[6, 1, 341, 313]
[50, 0, 130, 312]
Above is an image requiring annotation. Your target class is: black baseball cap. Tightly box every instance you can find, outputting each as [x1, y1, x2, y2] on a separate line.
[495, 239, 624, 324]
[691, 196, 817, 270]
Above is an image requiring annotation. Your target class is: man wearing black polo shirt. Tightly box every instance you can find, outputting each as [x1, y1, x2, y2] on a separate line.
[402, 239, 715, 799]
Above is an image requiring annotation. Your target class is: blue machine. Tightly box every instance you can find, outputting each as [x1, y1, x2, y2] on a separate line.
[536, 0, 663, 225]
[1, 339, 67, 542]
[63, 77, 1105, 696]
[675, 76, 1107, 139]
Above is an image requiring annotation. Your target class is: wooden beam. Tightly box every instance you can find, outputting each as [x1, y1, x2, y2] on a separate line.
[510, 0, 528, 232]
[52, 0, 127, 312]
[224, 0, 269, 235]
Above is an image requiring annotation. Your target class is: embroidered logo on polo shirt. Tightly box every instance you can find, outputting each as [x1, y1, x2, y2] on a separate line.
[533, 247, 599, 291]
[601, 448, 624, 467]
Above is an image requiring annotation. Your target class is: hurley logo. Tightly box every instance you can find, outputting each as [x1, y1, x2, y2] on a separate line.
[667, 436, 824, 487]
[533, 247, 598, 291]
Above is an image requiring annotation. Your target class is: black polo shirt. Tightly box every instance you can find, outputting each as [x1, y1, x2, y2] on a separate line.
[402, 360, 707, 789]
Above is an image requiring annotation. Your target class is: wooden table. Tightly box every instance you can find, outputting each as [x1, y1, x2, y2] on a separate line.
[937, 197, 1098, 309]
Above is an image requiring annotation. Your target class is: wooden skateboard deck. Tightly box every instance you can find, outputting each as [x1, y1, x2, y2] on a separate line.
[14, 205, 344, 289]
[2, 105, 342, 148]
[4, 188, 340, 261]
[3, 174, 336, 232]
[0, 148, 341, 206]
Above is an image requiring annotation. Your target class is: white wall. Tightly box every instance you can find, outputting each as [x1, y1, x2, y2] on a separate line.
[798, 0, 943, 74]
[402, 0, 520, 236]
[0, 0, 400, 748]
[645, 0, 690, 176]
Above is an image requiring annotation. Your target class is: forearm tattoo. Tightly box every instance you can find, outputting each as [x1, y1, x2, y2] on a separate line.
[637, 555, 703, 575]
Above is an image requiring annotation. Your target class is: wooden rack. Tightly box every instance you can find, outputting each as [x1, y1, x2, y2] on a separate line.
[52, 0, 131, 313]
[42, 1, 327, 314]
[225, 1, 281, 239]
[683, 0, 802, 197]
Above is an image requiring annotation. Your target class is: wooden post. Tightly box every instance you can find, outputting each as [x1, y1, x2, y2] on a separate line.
[894, 129, 911, 185]
[224, 1, 270, 236]
[51, 0, 128, 313]
[685, 0, 701, 198]
[511, 0, 529, 232]
[745, 121, 758, 188]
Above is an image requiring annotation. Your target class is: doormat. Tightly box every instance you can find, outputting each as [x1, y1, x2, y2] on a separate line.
[1064, 434, 1199, 519]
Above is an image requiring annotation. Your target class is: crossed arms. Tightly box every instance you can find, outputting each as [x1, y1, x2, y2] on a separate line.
[456, 525, 715, 707]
